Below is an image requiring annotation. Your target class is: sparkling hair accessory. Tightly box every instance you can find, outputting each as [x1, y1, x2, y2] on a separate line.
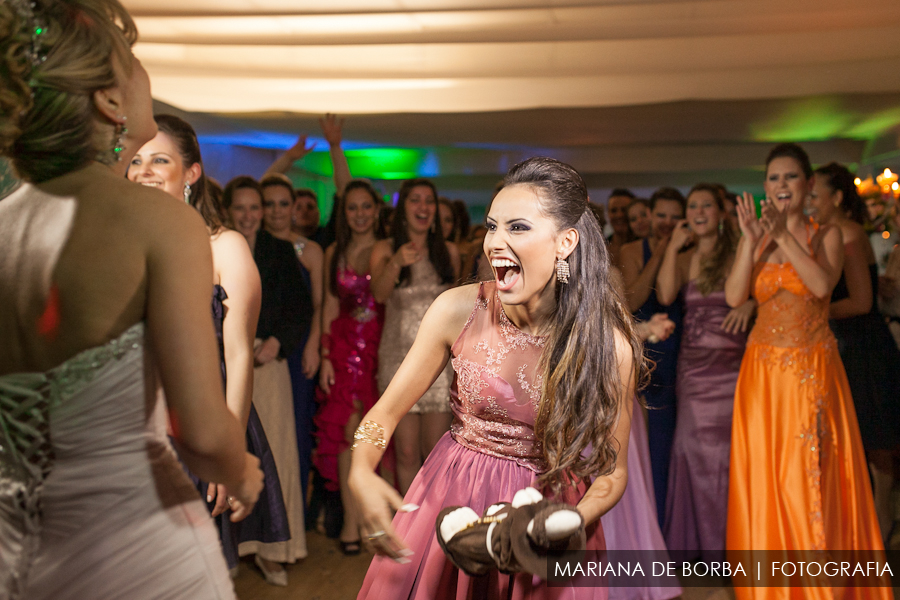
[11, 0, 48, 86]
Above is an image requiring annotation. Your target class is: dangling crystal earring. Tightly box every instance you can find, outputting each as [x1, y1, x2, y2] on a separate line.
[556, 258, 570, 284]
[718, 219, 724, 235]
[183, 182, 191, 203]
[112, 116, 128, 162]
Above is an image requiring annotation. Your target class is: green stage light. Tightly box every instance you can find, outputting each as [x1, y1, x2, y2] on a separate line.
[297, 148, 427, 180]
[750, 98, 853, 142]
[845, 108, 900, 140]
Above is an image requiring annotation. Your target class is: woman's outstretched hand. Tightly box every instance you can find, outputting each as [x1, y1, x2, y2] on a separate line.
[319, 113, 344, 146]
[285, 135, 315, 161]
[349, 468, 411, 562]
[393, 242, 421, 268]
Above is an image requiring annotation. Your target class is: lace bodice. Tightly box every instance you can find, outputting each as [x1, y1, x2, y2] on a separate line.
[747, 262, 833, 348]
[449, 282, 548, 472]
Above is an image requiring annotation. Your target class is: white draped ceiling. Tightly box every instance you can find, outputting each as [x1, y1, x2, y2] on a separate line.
[125, 0, 900, 188]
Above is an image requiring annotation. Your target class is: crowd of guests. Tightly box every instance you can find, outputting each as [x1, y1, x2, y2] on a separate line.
[128, 104, 900, 595]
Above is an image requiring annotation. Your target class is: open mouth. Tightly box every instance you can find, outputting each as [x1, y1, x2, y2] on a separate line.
[140, 182, 163, 188]
[776, 192, 791, 203]
[693, 218, 708, 226]
[491, 258, 521, 291]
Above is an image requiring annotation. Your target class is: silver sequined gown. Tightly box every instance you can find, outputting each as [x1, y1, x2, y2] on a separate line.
[377, 259, 452, 413]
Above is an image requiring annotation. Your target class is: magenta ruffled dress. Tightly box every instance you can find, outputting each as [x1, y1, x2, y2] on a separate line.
[314, 266, 384, 491]
[358, 282, 607, 600]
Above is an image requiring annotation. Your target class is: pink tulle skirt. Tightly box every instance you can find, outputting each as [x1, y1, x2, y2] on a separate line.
[357, 433, 608, 600]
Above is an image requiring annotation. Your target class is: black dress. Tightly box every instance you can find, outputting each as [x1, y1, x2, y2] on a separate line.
[829, 264, 900, 451]
[633, 238, 683, 527]
[253, 229, 311, 357]
[187, 285, 290, 569]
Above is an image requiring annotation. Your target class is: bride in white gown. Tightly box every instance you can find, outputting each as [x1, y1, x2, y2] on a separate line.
[0, 1, 263, 598]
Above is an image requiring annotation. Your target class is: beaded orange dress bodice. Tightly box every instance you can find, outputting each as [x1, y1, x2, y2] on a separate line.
[747, 261, 835, 350]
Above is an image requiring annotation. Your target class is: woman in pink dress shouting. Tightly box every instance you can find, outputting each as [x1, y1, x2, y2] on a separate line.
[351, 157, 643, 599]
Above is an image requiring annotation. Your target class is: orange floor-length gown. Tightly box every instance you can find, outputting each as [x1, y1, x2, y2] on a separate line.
[726, 256, 892, 600]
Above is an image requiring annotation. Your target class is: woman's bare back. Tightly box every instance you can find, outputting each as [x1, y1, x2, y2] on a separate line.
[0, 162, 214, 376]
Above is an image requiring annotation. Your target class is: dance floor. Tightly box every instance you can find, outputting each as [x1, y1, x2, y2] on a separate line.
[233, 530, 372, 599]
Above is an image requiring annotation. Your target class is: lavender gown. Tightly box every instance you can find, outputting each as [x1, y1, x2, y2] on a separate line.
[600, 397, 681, 600]
[358, 282, 606, 600]
[663, 282, 746, 562]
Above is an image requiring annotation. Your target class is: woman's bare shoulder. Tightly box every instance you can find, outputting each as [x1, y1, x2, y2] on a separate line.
[432, 284, 482, 320]
[424, 283, 485, 346]
[211, 228, 249, 251]
[620, 238, 643, 255]
[838, 221, 866, 244]
[100, 176, 210, 244]
[304, 238, 324, 260]
[372, 238, 393, 254]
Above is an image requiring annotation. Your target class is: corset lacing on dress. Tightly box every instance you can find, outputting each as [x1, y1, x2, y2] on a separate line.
[0, 324, 143, 598]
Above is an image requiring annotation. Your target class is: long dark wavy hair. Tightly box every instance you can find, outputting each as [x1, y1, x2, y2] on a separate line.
[815, 162, 866, 225]
[154, 114, 223, 232]
[390, 178, 454, 286]
[688, 183, 739, 296]
[502, 157, 646, 491]
[330, 179, 382, 295]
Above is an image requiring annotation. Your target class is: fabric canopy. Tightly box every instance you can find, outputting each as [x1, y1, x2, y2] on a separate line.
[130, 0, 900, 114]
[125, 0, 900, 189]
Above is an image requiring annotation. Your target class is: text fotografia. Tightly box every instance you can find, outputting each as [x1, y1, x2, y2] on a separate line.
[547, 551, 898, 588]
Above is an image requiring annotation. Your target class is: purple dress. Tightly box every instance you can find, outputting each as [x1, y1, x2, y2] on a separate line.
[663, 281, 746, 562]
[600, 397, 681, 600]
[358, 282, 606, 600]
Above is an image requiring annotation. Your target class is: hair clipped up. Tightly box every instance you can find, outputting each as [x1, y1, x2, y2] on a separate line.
[0, 0, 137, 182]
